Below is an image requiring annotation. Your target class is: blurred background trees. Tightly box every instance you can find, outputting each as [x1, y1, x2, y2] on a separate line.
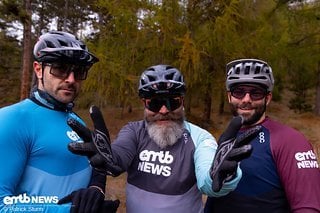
[0, 0, 320, 124]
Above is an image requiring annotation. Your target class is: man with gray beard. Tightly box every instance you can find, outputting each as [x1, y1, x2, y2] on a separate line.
[145, 105, 185, 149]
[66, 64, 259, 213]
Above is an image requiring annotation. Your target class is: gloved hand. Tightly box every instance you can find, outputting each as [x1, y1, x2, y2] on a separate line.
[100, 199, 120, 213]
[58, 187, 105, 213]
[67, 105, 123, 176]
[210, 116, 262, 192]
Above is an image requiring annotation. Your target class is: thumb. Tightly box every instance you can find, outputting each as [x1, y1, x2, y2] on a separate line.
[57, 194, 72, 205]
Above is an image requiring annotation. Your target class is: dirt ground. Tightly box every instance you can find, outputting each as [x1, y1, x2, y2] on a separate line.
[76, 98, 320, 213]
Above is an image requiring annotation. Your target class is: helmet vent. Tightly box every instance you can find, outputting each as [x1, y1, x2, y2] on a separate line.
[254, 76, 267, 80]
[244, 66, 250, 74]
[140, 79, 145, 86]
[165, 73, 174, 80]
[166, 66, 174, 70]
[235, 67, 240, 74]
[80, 44, 86, 49]
[148, 76, 156, 82]
[254, 66, 261, 74]
[58, 39, 68, 47]
[229, 77, 240, 80]
[46, 41, 55, 48]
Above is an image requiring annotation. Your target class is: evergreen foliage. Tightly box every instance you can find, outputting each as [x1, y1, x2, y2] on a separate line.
[0, 0, 320, 119]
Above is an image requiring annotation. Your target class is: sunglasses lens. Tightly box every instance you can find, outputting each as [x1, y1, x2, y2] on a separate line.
[231, 89, 246, 99]
[168, 97, 183, 111]
[47, 63, 91, 80]
[145, 97, 182, 112]
[231, 87, 266, 101]
[49, 63, 69, 78]
[71, 65, 91, 80]
[250, 91, 266, 100]
[145, 99, 163, 112]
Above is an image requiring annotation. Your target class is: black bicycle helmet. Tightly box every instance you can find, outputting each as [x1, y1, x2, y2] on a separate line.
[33, 31, 99, 65]
[226, 58, 274, 92]
[138, 65, 186, 98]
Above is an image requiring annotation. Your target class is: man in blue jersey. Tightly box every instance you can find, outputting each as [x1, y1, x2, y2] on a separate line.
[0, 31, 119, 212]
[66, 64, 261, 212]
[204, 59, 320, 212]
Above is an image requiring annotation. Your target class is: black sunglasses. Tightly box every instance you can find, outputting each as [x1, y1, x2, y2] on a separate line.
[230, 86, 267, 101]
[144, 96, 183, 112]
[43, 63, 92, 80]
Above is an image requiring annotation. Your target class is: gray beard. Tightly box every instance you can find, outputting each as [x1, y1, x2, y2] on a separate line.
[147, 121, 184, 149]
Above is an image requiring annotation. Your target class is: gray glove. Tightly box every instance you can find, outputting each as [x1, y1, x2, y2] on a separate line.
[210, 116, 262, 192]
[67, 105, 123, 176]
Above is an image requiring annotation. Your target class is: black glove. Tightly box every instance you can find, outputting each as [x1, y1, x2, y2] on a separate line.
[210, 116, 262, 192]
[58, 187, 104, 213]
[67, 105, 123, 176]
[100, 199, 120, 213]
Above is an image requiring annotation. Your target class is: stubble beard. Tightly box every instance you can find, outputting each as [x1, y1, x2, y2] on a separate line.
[230, 102, 267, 126]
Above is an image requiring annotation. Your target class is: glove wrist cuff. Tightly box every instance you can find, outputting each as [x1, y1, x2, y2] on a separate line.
[89, 185, 105, 196]
[224, 170, 237, 182]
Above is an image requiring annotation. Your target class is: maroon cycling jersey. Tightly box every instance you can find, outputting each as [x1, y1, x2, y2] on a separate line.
[205, 117, 320, 213]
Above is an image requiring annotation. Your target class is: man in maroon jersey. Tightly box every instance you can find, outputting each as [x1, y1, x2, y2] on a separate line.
[204, 58, 320, 213]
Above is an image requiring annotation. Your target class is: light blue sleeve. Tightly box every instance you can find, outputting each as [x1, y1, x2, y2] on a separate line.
[185, 121, 242, 197]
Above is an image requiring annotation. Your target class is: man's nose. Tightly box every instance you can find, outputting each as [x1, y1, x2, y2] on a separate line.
[159, 105, 170, 114]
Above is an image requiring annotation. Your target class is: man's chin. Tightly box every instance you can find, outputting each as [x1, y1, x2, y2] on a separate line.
[56, 95, 75, 104]
[154, 120, 173, 125]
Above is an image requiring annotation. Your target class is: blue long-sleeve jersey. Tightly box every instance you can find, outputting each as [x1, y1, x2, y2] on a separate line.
[0, 97, 91, 212]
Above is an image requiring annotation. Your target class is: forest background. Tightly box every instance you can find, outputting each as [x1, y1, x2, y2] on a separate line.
[0, 0, 320, 212]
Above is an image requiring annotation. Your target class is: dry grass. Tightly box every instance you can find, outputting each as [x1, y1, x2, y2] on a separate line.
[75, 98, 320, 213]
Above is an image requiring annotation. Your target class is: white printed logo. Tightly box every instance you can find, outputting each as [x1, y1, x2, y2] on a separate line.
[3, 193, 59, 205]
[67, 130, 81, 141]
[138, 150, 174, 177]
[183, 133, 188, 144]
[258, 132, 265, 143]
[295, 150, 319, 169]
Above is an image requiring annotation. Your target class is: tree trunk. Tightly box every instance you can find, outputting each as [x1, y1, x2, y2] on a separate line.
[20, 0, 32, 100]
[202, 82, 212, 127]
[314, 61, 320, 115]
[219, 89, 225, 115]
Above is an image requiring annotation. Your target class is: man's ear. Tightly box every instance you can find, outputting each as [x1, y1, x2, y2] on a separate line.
[266, 93, 272, 105]
[33, 61, 42, 79]
[227, 92, 232, 103]
[140, 99, 145, 107]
